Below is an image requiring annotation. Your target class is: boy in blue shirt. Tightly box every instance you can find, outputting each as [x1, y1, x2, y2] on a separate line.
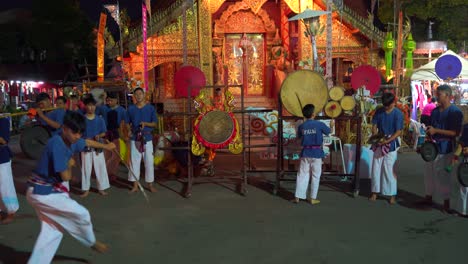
[103, 92, 129, 180]
[26, 111, 115, 263]
[0, 116, 19, 224]
[127, 88, 158, 193]
[80, 96, 110, 197]
[424, 84, 463, 212]
[293, 104, 331, 205]
[36, 92, 66, 136]
[369, 92, 404, 204]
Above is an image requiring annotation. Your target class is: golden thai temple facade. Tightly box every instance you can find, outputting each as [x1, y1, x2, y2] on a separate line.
[106, 0, 386, 111]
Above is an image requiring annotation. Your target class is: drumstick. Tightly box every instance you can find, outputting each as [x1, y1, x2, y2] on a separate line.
[295, 92, 303, 110]
[106, 140, 150, 203]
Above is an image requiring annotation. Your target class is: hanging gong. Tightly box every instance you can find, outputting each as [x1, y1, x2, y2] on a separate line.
[329, 86, 345, 101]
[324, 101, 342, 118]
[419, 141, 439, 162]
[20, 125, 51, 160]
[193, 110, 237, 149]
[340, 96, 356, 111]
[280, 70, 328, 117]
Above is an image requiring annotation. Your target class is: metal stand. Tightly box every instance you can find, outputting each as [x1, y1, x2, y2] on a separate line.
[159, 84, 248, 198]
[274, 95, 362, 198]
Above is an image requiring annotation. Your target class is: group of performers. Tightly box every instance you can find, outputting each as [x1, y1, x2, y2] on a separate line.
[0, 84, 467, 263]
[0, 87, 157, 262]
[293, 85, 467, 218]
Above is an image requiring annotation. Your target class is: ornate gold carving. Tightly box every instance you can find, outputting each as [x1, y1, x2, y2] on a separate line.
[283, 0, 300, 13]
[315, 16, 362, 48]
[213, 2, 276, 36]
[191, 135, 206, 156]
[210, 0, 226, 14]
[244, 0, 268, 14]
[198, 0, 213, 85]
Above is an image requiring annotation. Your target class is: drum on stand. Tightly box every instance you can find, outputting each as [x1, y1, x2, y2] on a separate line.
[340, 96, 356, 111]
[329, 86, 345, 101]
[20, 125, 51, 160]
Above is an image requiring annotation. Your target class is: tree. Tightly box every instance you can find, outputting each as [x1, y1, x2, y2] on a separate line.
[29, 0, 95, 63]
[377, 0, 467, 52]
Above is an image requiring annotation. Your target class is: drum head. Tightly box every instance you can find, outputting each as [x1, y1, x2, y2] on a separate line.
[340, 96, 356, 111]
[20, 125, 51, 160]
[194, 110, 237, 148]
[280, 70, 328, 116]
[329, 86, 345, 101]
[458, 162, 468, 187]
[324, 101, 342, 118]
[420, 141, 438, 162]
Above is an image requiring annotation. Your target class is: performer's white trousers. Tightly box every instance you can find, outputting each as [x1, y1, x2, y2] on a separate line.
[0, 161, 19, 214]
[295, 157, 322, 199]
[371, 149, 398, 196]
[424, 153, 452, 200]
[129, 140, 154, 183]
[451, 165, 468, 216]
[26, 187, 96, 264]
[81, 151, 110, 191]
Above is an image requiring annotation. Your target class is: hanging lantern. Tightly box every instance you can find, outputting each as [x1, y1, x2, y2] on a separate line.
[403, 33, 416, 77]
[383, 32, 395, 77]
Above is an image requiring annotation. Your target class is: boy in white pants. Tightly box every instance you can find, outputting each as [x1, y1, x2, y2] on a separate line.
[80, 96, 110, 197]
[127, 88, 158, 193]
[293, 104, 331, 205]
[369, 92, 404, 204]
[423, 84, 463, 212]
[27, 111, 115, 263]
[0, 116, 19, 224]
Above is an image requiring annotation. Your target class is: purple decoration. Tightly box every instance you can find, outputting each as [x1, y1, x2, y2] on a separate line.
[435, 54, 462, 80]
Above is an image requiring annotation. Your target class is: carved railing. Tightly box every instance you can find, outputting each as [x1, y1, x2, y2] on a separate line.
[105, 0, 194, 57]
[334, 3, 385, 45]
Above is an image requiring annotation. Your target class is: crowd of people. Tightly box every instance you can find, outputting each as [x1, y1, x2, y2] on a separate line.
[0, 84, 467, 263]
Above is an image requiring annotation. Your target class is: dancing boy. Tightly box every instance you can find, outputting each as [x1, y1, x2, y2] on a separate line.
[27, 111, 115, 263]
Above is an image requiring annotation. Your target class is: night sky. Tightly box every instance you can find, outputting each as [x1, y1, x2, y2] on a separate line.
[0, 0, 144, 22]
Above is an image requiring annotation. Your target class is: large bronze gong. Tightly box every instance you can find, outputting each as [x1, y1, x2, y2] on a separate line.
[280, 70, 328, 117]
[194, 110, 236, 148]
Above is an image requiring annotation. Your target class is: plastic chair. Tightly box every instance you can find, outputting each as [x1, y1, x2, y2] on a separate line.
[319, 119, 346, 175]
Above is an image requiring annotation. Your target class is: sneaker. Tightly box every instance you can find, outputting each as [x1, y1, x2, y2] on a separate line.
[309, 199, 320, 205]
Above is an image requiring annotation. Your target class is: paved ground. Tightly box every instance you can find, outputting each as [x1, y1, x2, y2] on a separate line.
[0, 136, 467, 264]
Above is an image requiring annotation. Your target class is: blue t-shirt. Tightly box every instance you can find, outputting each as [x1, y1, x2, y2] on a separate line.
[127, 104, 157, 142]
[430, 105, 463, 154]
[105, 105, 129, 130]
[372, 107, 404, 152]
[0, 117, 12, 164]
[297, 119, 331, 158]
[96, 105, 108, 119]
[33, 135, 86, 184]
[39, 108, 66, 136]
[83, 115, 107, 139]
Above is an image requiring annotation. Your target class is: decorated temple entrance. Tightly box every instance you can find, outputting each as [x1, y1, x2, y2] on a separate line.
[225, 33, 265, 96]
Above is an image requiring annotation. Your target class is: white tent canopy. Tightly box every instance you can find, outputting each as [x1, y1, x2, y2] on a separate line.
[411, 50, 468, 81]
